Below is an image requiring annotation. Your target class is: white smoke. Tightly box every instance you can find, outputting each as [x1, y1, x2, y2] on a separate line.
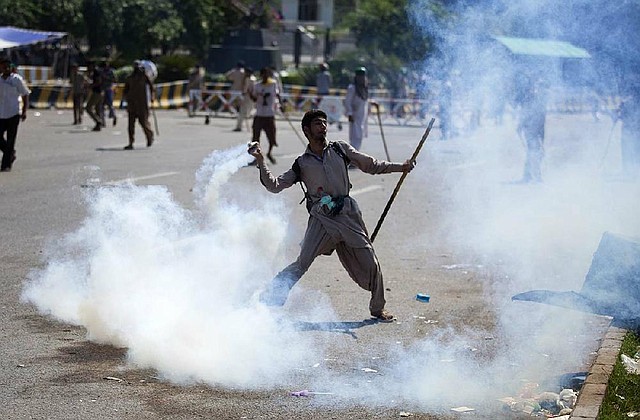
[22, 144, 321, 388]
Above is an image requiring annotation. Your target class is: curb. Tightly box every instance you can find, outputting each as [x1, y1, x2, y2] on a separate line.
[570, 325, 627, 419]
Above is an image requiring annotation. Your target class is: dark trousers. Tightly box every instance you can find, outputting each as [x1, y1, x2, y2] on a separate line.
[0, 114, 20, 170]
[252, 116, 277, 147]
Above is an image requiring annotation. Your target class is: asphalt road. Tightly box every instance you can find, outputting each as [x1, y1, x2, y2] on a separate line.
[0, 108, 631, 419]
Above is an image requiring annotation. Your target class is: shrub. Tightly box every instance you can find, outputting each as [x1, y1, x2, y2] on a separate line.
[155, 55, 198, 83]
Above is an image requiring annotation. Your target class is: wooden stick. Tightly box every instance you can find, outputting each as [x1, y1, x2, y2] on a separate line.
[370, 118, 435, 243]
[373, 103, 391, 161]
[283, 112, 307, 146]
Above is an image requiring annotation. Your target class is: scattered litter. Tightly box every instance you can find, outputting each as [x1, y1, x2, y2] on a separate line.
[424, 319, 438, 324]
[399, 411, 413, 417]
[559, 389, 577, 407]
[290, 390, 334, 397]
[57, 111, 64, 115]
[413, 316, 426, 319]
[451, 406, 474, 413]
[621, 354, 640, 374]
[103, 376, 123, 382]
[34, 112, 41, 117]
[500, 387, 577, 417]
[312, 363, 320, 368]
[16, 364, 25, 368]
[549, 416, 570, 420]
[416, 293, 430, 303]
[463, 345, 478, 352]
[440, 359, 455, 363]
[441, 264, 482, 270]
[627, 411, 639, 417]
[361, 368, 378, 373]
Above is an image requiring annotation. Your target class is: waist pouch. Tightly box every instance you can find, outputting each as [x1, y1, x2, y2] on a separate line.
[319, 195, 346, 217]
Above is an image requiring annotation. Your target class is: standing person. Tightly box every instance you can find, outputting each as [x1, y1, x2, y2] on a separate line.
[619, 89, 640, 179]
[249, 109, 415, 321]
[122, 61, 155, 150]
[517, 79, 546, 183]
[101, 61, 117, 126]
[438, 80, 453, 140]
[0, 57, 30, 172]
[225, 61, 245, 92]
[233, 67, 255, 132]
[226, 61, 246, 127]
[344, 67, 369, 151]
[188, 64, 204, 117]
[85, 62, 105, 131]
[316, 63, 331, 97]
[69, 64, 87, 125]
[249, 67, 281, 164]
[315, 63, 331, 117]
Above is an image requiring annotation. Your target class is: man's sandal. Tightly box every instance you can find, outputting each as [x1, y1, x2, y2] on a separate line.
[372, 309, 395, 322]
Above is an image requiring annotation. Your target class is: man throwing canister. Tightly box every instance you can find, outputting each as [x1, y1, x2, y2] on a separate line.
[249, 109, 415, 321]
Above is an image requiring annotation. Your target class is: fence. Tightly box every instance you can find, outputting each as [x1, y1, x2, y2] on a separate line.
[27, 80, 622, 127]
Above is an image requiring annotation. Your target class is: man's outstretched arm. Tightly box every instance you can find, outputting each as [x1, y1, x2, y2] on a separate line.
[248, 142, 297, 193]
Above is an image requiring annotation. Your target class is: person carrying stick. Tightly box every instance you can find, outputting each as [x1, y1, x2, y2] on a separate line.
[249, 109, 415, 321]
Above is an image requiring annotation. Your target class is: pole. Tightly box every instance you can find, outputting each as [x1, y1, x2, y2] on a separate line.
[599, 118, 618, 169]
[373, 102, 391, 161]
[283, 112, 307, 146]
[151, 101, 160, 136]
[370, 118, 435, 243]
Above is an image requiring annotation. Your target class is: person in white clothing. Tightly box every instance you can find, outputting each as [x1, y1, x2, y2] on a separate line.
[0, 57, 30, 172]
[249, 67, 282, 164]
[344, 67, 369, 151]
[234, 67, 256, 132]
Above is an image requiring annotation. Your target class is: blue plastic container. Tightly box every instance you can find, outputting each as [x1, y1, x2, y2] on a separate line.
[416, 293, 430, 303]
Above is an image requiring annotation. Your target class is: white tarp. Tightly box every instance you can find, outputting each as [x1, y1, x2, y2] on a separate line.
[0, 26, 66, 50]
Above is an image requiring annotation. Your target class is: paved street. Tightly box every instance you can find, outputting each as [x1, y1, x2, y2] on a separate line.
[0, 108, 635, 419]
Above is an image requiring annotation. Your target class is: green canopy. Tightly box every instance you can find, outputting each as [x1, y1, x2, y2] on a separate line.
[493, 36, 591, 58]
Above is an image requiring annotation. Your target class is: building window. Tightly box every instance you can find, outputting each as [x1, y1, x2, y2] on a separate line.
[299, 0, 318, 21]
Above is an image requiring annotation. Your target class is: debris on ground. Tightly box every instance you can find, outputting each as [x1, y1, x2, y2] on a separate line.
[103, 376, 123, 382]
[399, 411, 413, 417]
[416, 293, 430, 303]
[499, 386, 578, 417]
[621, 350, 640, 374]
[450, 406, 475, 412]
[290, 390, 334, 397]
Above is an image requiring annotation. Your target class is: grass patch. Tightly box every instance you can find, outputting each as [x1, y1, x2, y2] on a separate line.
[599, 329, 640, 419]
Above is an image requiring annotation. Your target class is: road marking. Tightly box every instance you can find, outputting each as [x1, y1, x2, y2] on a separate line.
[106, 171, 180, 185]
[351, 185, 383, 196]
[278, 153, 302, 159]
[448, 161, 486, 170]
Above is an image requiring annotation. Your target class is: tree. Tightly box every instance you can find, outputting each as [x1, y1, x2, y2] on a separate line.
[337, 0, 446, 92]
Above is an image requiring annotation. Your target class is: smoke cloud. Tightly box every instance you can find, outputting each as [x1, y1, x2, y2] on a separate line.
[19, 1, 640, 415]
[22, 144, 323, 388]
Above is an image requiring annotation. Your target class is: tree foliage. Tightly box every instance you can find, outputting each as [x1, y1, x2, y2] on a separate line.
[0, 0, 274, 62]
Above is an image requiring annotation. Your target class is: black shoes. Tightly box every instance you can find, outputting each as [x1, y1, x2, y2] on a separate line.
[92, 123, 101, 132]
[2, 151, 16, 171]
[123, 144, 134, 150]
